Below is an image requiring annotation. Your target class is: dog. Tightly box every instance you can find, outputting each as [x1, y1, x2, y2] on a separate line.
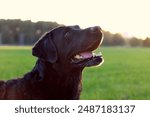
[0, 25, 104, 99]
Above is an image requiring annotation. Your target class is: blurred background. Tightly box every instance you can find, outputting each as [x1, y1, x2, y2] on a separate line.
[0, 20, 60, 45]
[0, 19, 150, 46]
[0, 0, 150, 99]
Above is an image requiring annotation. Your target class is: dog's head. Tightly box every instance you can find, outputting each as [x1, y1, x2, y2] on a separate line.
[32, 25, 104, 68]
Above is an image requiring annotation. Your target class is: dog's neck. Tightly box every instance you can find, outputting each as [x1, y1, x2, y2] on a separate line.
[30, 59, 83, 99]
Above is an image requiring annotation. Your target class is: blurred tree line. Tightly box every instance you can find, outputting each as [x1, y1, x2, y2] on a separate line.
[0, 19, 150, 47]
[103, 31, 150, 47]
[0, 19, 60, 45]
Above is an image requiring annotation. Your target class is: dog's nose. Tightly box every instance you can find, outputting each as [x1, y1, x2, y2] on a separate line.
[90, 26, 101, 33]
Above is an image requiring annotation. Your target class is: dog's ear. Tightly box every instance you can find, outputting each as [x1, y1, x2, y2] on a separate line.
[32, 31, 58, 63]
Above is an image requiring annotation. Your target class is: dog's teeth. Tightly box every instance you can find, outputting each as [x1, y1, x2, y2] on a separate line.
[74, 54, 83, 59]
[92, 53, 96, 57]
[92, 52, 102, 57]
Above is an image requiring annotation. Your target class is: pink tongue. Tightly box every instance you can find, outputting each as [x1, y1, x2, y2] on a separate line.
[79, 52, 93, 58]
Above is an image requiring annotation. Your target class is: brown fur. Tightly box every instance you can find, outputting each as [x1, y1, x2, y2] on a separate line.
[0, 25, 103, 99]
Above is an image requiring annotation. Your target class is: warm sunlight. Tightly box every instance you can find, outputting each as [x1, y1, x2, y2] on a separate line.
[0, 0, 149, 39]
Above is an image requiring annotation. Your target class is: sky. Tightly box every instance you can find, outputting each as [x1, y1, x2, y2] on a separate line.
[0, 0, 149, 39]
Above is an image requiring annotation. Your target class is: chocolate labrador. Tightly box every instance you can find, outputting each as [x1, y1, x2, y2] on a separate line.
[0, 25, 104, 99]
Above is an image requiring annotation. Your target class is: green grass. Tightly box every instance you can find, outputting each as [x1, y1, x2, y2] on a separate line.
[0, 46, 150, 99]
[0, 46, 35, 79]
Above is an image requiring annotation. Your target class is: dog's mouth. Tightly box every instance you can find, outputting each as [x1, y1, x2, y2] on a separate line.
[72, 51, 102, 61]
[70, 40, 104, 67]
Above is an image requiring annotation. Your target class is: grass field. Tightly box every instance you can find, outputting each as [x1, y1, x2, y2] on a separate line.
[0, 46, 150, 100]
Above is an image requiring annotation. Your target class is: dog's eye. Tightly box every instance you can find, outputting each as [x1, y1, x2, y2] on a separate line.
[65, 32, 70, 40]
